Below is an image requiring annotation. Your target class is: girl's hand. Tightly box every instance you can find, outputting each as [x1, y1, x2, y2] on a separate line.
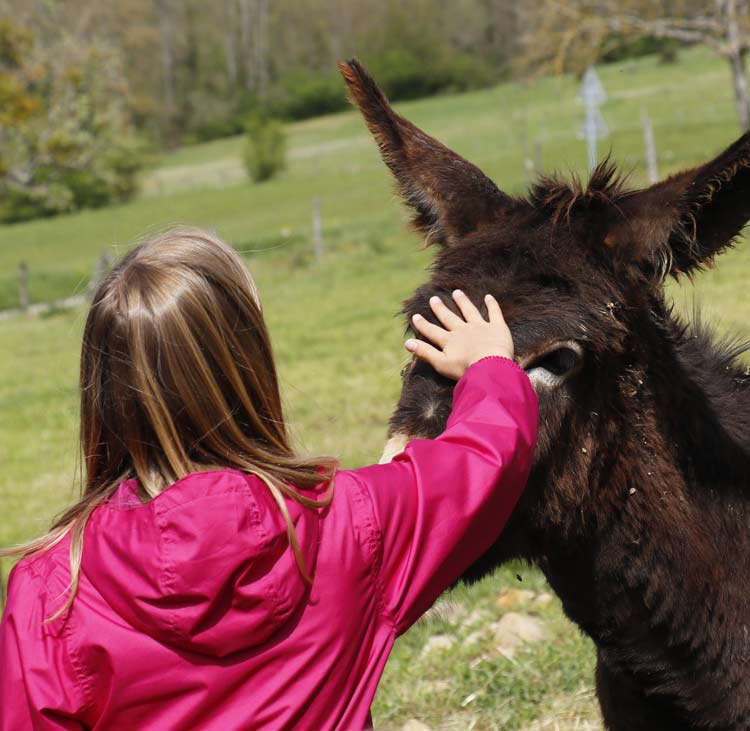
[404, 290, 514, 381]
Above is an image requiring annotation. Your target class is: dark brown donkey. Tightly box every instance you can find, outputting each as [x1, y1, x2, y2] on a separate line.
[339, 60, 750, 730]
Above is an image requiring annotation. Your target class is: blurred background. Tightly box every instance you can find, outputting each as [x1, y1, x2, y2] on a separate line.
[1, 1, 749, 729]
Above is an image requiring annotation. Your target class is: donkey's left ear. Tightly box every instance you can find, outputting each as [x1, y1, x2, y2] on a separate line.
[339, 58, 514, 246]
[606, 134, 750, 278]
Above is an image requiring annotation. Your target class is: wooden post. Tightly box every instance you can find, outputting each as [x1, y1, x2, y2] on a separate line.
[725, 0, 750, 131]
[88, 250, 114, 299]
[641, 111, 659, 184]
[578, 67, 608, 173]
[517, 109, 535, 177]
[312, 197, 323, 259]
[534, 141, 543, 175]
[18, 261, 29, 311]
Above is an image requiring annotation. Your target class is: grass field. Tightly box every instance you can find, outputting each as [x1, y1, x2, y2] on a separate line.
[2, 46, 750, 729]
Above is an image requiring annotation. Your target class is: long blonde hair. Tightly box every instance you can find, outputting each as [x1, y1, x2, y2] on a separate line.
[3, 227, 336, 618]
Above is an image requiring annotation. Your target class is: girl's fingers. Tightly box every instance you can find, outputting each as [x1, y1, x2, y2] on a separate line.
[404, 338, 443, 368]
[411, 314, 448, 347]
[452, 289, 483, 323]
[429, 295, 463, 330]
[484, 293, 505, 323]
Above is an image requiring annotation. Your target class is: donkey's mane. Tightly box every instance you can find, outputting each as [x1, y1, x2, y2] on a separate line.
[678, 314, 750, 373]
[673, 312, 750, 455]
[528, 160, 632, 227]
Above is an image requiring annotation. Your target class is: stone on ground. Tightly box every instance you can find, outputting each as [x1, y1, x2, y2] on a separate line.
[534, 592, 555, 606]
[492, 612, 547, 656]
[420, 633, 456, 657]
[495, 588, 536, 610]
[401, 720, 433, 731]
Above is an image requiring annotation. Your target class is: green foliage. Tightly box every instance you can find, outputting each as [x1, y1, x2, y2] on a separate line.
[243, 114, 287, 183]
[190, 51, 496, 141]
[369, 49, 495, 101]
[0, 20, 32, 68]
[267, 70, 349, 120]
[601, 35, 682, 65]
[0, 22, 143, 223]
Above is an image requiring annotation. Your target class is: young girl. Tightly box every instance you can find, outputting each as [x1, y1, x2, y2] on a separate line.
[0, 227, 537, 731]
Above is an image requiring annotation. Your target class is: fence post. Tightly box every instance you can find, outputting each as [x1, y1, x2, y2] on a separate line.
[18, 261, 29, 311]
[641, 111, 659, 184]
[534, 141, 543, 175]
[312, 197, 323, 259]
[88, 250, 114, 299]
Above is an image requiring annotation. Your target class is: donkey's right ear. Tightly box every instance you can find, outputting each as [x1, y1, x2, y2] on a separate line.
[605, 133, 750, 279]
[339, 59, 514, 246]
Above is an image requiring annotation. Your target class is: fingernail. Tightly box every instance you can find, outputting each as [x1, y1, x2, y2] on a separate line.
[405, 339, 417, 352]
[453, 289, 463, 297]
[412, 313, 422, 321]
[485, 293, 494, 300]
[429, 295, 440, 305]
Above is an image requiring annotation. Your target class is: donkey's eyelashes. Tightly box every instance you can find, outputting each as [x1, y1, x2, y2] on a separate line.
[532, 347, 578, 376]
[522, 340, 583, 390]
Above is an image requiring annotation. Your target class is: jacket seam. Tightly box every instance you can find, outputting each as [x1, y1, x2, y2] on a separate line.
[62, 613, 96, 715]
[19, 557, 97, 716]
[156, 501, 182, 640]
[345, 472, 396, 631]
[241, 483, 291, 622]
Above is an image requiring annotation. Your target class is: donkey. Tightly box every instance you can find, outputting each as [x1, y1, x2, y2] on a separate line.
[339, 59, 750, 730]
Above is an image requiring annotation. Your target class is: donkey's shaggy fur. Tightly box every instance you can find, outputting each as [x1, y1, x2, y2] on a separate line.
[341, 59, 750, 729]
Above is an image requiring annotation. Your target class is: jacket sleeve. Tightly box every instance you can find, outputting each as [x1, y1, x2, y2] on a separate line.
[0, 562, 89, 730]
[349, 356, 538, 634]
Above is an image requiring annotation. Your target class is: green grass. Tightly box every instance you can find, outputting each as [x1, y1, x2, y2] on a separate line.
[375, 569, 599, 731]
[2, 45, 750, 729]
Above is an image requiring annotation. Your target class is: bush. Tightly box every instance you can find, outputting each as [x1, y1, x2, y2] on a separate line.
[183, 90, 250, 144]
[366, 49, 495, 101]
[600, 36, 682, 65]
[243, 115, 286, 183]
[0, 24, 143, 223]
[266, 70, 349, 121]
[190, 50, 497, 141]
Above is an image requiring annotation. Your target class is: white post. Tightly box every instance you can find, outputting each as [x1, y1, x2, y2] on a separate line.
[88, 250, 114, 299]
[534, 141, 543, 175]
[312, 197, 323, 259]
[577, 67, 608, 173]
[584, 106, 598, 172]
[641, 111, 659, 184]
[18, 262, 29, 311]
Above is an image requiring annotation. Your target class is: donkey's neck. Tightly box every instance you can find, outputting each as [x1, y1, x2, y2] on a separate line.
[536, 317, 750, 726]
[551, 315, 750, 628]
[668, 318, 750, 463]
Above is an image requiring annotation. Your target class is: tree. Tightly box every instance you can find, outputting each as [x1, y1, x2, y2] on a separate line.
[605, 0, 750, 130]
[522, 0, 750, 131]
[0, 21, 142, 222]
[0, 0, 533, 145]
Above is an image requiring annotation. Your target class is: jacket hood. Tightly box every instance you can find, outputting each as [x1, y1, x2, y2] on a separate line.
[82, 469, 320, 658]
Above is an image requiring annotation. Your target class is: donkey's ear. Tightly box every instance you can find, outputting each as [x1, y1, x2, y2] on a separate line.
[339, 58, 513, 245]
[606, 134, 750, 278]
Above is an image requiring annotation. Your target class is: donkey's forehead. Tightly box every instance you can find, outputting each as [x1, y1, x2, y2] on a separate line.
[433, 219, 612, 292]
[409, 225, 626, 352]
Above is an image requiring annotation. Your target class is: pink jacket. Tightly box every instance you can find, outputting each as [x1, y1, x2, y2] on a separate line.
[0, 356, 537, 731]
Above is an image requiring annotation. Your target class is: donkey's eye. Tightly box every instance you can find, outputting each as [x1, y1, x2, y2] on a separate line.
[522, 341, 583, 389]
[532, 347, 578, 376]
